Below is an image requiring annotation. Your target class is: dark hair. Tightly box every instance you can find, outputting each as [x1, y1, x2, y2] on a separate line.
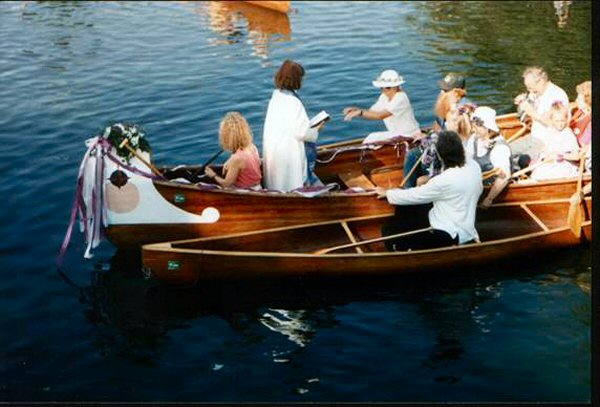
[274, 59, 305, 91]
[436, 130, 465, 168]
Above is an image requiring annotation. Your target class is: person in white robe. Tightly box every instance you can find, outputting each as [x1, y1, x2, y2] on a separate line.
[262, 60, 325, 192]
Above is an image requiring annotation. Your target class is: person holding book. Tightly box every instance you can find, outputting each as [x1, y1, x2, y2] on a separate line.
[204, 112, 262, 190]
[262, 59, 326, 192]
[343, 69, 421, 138]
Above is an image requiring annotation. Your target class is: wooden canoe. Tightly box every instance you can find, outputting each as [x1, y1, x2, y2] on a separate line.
[141, 197, 592, 284]
[104, 113, 589, 248]
[244, 1, 290, 13]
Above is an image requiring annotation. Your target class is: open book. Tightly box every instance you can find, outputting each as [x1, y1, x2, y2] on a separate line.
[309, 110, 330, 128]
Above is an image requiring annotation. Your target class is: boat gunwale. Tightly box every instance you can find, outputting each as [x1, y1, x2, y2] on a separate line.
[142, 198, 591, 258]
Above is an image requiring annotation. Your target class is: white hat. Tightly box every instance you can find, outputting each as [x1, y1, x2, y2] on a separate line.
[472, 106, 500, 132]
[372, 69, 405, 88]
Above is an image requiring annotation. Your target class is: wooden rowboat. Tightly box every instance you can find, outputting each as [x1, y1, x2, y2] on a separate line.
[244, 1, 290, 13]
[141, 198, 592, 284]
[104, 113, 590, 248]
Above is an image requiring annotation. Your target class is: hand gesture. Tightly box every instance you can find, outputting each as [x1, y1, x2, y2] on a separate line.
[375, 186, 387, 199]
[514, 93, 527, 105]
[343, 107, 361, 122]
[204, 166, 216, 179]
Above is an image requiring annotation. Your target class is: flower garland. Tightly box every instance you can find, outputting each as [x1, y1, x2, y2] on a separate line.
[102, 123, 152, 163]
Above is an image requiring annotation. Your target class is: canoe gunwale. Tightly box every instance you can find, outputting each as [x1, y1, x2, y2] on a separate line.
[142, 198, 591, 259]
[143, 221, 591, 259]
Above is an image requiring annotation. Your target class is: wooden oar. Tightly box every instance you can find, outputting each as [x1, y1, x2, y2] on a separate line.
[190, 149, 224, 179]
[509, 156, 553, 180]
[119, 138, 164, 178]
[314, 226, 432, 255]
[567, 153, 587, 238]
[399, 152, 425, 188]
[505, 122, 531, 144]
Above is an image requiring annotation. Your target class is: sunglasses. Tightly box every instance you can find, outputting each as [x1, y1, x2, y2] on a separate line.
[470, 117, 485, 127]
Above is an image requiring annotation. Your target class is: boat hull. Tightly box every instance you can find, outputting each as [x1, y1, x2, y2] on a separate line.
[142, 199, 592, 284]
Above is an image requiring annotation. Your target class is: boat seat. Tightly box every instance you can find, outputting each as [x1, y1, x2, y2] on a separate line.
[339, 170, 376, 190]
[369, 164, 403, 188]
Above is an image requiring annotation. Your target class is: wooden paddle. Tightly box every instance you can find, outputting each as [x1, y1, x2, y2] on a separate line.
[314, 226, 433, 255]
[119, 138, 164, 178]
[567, 152, 587, 238]
[508, 155, 553, 180]
[400, 152, 425, 188]
[191, 149, 224, 179]
[505, 122, 531, 144]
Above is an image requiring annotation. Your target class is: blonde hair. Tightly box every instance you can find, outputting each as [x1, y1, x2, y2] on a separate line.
[522, 66, 548, 82]
[576, 80, 592, 106]
[219, 112, 253, 152]
[549, 101, 569, 118]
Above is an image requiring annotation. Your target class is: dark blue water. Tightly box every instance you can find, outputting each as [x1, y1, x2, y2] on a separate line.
[0, 1, 592, 402]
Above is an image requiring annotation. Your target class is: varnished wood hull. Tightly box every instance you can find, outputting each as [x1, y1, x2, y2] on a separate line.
[106, 114, 590, 248]
[142, 199, 592, 284]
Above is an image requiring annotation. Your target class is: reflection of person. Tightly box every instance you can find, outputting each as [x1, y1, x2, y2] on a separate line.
[467, 107, 512, 209]
[262, 60, 325, 191]
[512, 66, 569, 159]
[205, 112, 262, 190]
[343, 69, 421, 137]
[376, 131, 483, 251]
[530, 102, 580, 181]
[553, 0, 572, 28]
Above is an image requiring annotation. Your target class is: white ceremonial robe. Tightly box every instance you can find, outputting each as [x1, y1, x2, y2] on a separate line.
[262, 89, 318, 191]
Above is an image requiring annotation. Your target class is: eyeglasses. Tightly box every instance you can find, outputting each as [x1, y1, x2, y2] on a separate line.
[380, 87, 393, 90]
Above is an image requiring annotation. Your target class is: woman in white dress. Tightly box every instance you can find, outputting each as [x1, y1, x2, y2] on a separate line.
[262, 60, 325, 192]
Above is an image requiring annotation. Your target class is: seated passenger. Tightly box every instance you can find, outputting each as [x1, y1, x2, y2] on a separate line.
[414, 103, 473, 187]
[375, 130, 483, 251]
[343, 69, 421, 139]
[204, 112, 262, 190]
[570, 80, 591, 148]
[530, 102, 580, 181]
[468, 107, 512, 209]
[403, 79, 473, 188]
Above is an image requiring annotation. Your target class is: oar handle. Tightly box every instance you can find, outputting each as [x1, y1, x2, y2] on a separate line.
[399, 152, 425, 188]
[191, 149, 224, 177]
[509, 156, 552, 180]
[119, 138, 164, 178]
[315, 226, 433, 255]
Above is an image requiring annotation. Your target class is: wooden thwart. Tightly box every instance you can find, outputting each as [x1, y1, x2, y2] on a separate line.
[314, 226, 433, 255]
[339, 170, 376, 190]
[341, 221, 363, 254]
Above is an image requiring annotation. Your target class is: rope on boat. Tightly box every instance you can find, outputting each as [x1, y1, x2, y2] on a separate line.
[316, 139, 410, 164]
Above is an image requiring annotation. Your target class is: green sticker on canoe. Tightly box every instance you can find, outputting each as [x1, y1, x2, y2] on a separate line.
[174, 193, 185, 203]
[168, 260, 181, 271]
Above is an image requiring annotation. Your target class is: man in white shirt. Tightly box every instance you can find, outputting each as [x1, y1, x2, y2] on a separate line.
[375, 130, 483, 251]
[512, 66, 569, 158]
[342, 69, 421, 138]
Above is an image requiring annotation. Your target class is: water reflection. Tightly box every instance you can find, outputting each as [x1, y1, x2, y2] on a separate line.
[410, 1, 591, 109]
[195, 1, 291, 63]
[69, 246, 590, 377]
[553, 1, 573, 28]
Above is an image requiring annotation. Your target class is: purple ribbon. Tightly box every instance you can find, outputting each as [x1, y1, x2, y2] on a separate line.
[56, 137, 164, 266]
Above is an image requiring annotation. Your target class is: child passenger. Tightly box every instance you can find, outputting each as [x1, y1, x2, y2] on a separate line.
[204, 112, 262, 190]
[530, 102, 580, 181]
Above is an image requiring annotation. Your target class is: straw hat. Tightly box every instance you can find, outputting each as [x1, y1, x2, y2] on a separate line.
[372, 69, 405, 88]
